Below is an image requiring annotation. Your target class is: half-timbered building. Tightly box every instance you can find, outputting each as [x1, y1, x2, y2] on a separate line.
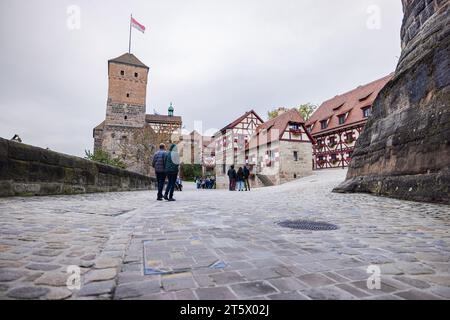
[306, 74, 393, 170]
[246, 109, 313, 187]
[213, 110, 264, 189]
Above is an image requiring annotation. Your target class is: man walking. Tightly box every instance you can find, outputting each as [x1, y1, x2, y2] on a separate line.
[243, 165, 251, 191]
[227, 165, 237, 191]
[164, 144, 180, 202]
[152, 143, 167, 201]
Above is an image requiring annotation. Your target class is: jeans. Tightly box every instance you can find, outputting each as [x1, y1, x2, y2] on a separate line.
[156, 172, 166, 199]
[237, 180, 244, 191]
[165, 173, 178, 199]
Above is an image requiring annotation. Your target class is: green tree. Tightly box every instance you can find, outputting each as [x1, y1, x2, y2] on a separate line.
[180, 164, 203, 181]
[267, 104, 317, 121]
[85, 150, 126, 169]
[298, 103, 318, 121]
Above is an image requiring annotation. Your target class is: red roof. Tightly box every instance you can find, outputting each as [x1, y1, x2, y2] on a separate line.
[218, 110, 264, 134]
[306, 74, 393, 136]
[248, 108, 311, 147]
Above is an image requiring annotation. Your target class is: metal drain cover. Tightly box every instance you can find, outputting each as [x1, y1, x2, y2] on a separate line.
[278, 220, 339, 231]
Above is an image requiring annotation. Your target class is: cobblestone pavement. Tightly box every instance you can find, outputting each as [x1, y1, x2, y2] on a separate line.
[1, 169, 450, 300]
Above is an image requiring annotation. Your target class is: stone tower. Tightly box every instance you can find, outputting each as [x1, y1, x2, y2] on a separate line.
[334, 0, 450, 204]
[105, 53, 149, 128]
[93, 53, 183, 176]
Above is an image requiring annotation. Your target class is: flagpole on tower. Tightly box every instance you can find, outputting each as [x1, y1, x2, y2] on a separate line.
[128, 14, 132, 54]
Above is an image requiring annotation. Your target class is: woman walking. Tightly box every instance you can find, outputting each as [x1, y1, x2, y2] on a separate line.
[237, 167, 245, 191]
[164, 144, 180, 202]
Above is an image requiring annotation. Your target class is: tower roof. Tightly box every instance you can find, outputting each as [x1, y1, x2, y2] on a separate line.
[108, 53, 149, 69]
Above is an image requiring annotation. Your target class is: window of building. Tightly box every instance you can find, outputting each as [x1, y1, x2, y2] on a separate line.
[331, 154, 338, 161]
[293, 151, 298, 161]
[316, 139, 323, 147]
[290, 124, 300, 130]
[126, 93, 130, 98]
[363, 107, 372, 118]
[120, 70, 125, 76]
[338, 114, 346, 125]
[345, 132, 355, 143]
[329, 136, 336, 145]
[134, 72, 138, 78]
[124, 116, 128, 120]
[320, 120, 328, 130]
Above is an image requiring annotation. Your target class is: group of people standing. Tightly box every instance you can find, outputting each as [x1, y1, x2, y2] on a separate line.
[227, 165, 251, 191]
[152, 143, 180, 202]
[196, 176, 216, 189]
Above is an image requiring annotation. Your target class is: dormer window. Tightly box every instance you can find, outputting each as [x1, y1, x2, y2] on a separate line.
[359, 92, 373, 102]
[338, 114, 346, 125]
[362, 107, 372, 118]
[333, 102, 345, 111]
[320, 120, 328, 130]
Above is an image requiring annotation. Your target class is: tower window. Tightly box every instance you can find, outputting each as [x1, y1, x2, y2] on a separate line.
[124, 116, 128, 120]
[293, 151, 298, 161]
[134, 73, 138, 78]
[126, 93, 130, 98]
[120, 70, 125, 76]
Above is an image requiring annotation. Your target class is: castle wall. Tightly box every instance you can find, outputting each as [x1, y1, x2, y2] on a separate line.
[0, 138, 156, 197]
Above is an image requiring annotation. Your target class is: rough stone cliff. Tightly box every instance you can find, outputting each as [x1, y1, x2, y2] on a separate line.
[334, 0, 449, 204]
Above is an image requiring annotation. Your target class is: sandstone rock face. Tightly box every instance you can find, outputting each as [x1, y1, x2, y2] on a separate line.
[334, 0, 450, 204]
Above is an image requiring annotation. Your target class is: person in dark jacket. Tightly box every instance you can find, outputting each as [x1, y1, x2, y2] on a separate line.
[237, 167, 245, 191]
[243, 165, 251, 191]
[227, 165, 237, 191]
[152, 143, 167, 201]
[164, 144, 180, 201]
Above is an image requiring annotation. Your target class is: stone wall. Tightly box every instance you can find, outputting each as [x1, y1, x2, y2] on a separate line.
[334, 0, 450, 204]
[279, 141, 313, 184]
[0, 138, 156, 197]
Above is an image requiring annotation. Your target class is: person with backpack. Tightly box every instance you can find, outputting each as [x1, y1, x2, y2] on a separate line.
[152, 143, 167, 201]
[164, 144, 180, 202]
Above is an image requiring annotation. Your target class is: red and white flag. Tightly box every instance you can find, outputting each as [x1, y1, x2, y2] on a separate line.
[131, 17, 146, 33]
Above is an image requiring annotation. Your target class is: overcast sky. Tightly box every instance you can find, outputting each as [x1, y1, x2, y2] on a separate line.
[0, 0, 403, 157]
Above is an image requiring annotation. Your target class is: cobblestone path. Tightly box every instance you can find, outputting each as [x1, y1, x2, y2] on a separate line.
[1, 169, 449, 300]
